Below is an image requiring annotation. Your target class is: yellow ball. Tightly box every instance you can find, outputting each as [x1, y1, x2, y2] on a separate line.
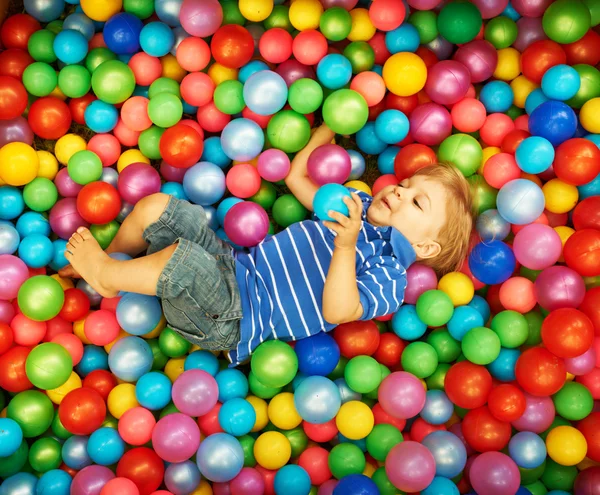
[239, 0, 274, 21]
[50, 274, 74, 291]
[47, 372, 82, 404]
[80, 0, 122, 21]
[542, 178, 579, 214]
[363, 462, 376, 477]
[0, 142, 39, 186]
[247, 395, 269, 432]
[555, 226, 575, 262]
[345, 181, 371, 195]
[117, 149, 151, 172]
[580, 97, 600, 133]
[254, 431, 292, 470]
[383, 52, 427, 97]
[479, 146, 501, 174]
[107, 383, 139, 419]
[289, 0, 323, 31]
[438, 272, 474, 306]
[510, 75, 538, 108]
[55, 134, 87, 166]
[348, 8, 376, 41]
[208, 63, 239, 86]
[164, 357, 186, 382]
[104, 330, 130, 354]
[143, 315, 167, 339]
[0, 408, 6, 418]
[520, 172, 542, 187]
[493, 48, 521, 82]
[190, 480, 214, 495]
[546, 426, 587, 466]
[161, 54, 187, 83]
[49, 85, 67, 100]
[268, 392, 302, 430]
[37, 151, 59, 180]
[336, 401, 374, 440]
[73, 318, 92, 345]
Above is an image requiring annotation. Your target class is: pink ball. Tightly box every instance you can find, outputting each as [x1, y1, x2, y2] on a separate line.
[499, 277, 537, 313]
[226, 164, 261, 198]
[152, 413, 201, 463]
[511, 393, 555, 433]
[469, 452, 520, 495]
[307, 144, 352, 185]
[160, 161, 187, 183]
[12, 313, 46, 346]
[378, 371, 426, 419]
[407, 0, 441, 8]
[471, 0, 509, 18]
[404, 264, 438, 305]
[385, 441, 436, 493]
[113, 118, 141, 147]
[534, 265, 586, 311]
[319, 0, 359, 10]
[100, 478, 140, 495]
[49, 198, 90, 240]
[515, 114, 530, 132]
[257, 149, 291, 182]
[84, 309, 120, 346]
[88, 134, 121, 167]
[224, 202, 270, 247]
[409, 103, 452, 146]
[565, 347, 597, 376]
[118, 163, 162, 205]
[513, 224, 562, 270]
[0, 255, 29, 300]
[121, 97, 152, 132]
[51, 333, 84, 366]
[55, 168, 83, 197]
[317, 480, 339, 495]
[71, 465, 115, 495]
[275, 59, 315, 87]
[453, 40, 498, 83]
[513, 16, 548, 52]
[0, 300, 15, 324]
[424, 61, 471, 106]
[483, 152, 521, 189]
[180, 0, 223, 38]
[230, 467, 265, 495]
[172, 369, 219, 417]
[512, 0, 553, 17]
[118, 407, 156, 446]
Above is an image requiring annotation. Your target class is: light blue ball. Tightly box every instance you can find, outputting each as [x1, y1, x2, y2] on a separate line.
[375, 110, 409, 145]
[24, 0, 65, 22]
[421, 390, 454, 425]
[578, 172, 600, 200]
[108, 336, 154, 382]
[0, 223, 20, 255]
[196, 433, 244, 483]
[53, 29, 88, 65]
[447, 306, 484, 341]
[487, 347, 520, 381]
[170, 27, 189, 56]
[140, 22, 175, 57]
[165, 460, 202, 495]
[541, 64, 581, 101]
[185, 350, 220, 375]
[497, 179, 545, 225]
[515, 136, 555, 174]
[220, 119, 265, 162]
[274, 465, 312, 495]
[585, 133, 600, 148]
[348, 149, 366, 180]
[63, 13, 95, 40]
[75, 345, 109, 377]
[216, 197, 244, 226]
[216, 369, 249, 402]
[133, 85, 150, 98]
[294, 376, 341, 423]
[508, 431, 547, 469]
[218, 398, 256, 436]
[422, 431, 467, 479]
[293, 372, 308, 391]
[337, 433, 367, 451]
[36, 469, 72, 495]
[356, 122, 387, 155]
[61, 436, 91, 470]
[84, 100, 118, 133]
[476, 209, 511, 242]
[76, 279, 102, 307]
[480, 81, 514, 113]
[117, 53, 133, 64]
[392, 304, 427, 340]
[50, 239, 69, 271]
[502, 1, 521, 20]
[372, 64, 383, 76]
[156, 0, 184, 27]
[316, 54, 352, 90]
[422, 476, 460, 495]
[468, 295, 490, 323]
[243, 71, 288, 116]
[182, 100, 197, 115]
[183, 162, 227, 206]
[202, 136, 232, 169]
[136, 372, 172, 410]
[239, 60, 270, 83]
[116, 293, 163, 335]
[87, 428, 125, 466]
[0, 186, 25, 220]
[18, 234, 53, 268]
[546, 491, 571, 495]
[525, 88, 549, 115]
[0, 472, 38, 495]
[313, 183, 352, 222]
[100, 167, 119, 188]
[386, 23, 420, 53]
[161, 182, 189, 201]
[334, 377, 362, 404]
[0, 419, 22, 457]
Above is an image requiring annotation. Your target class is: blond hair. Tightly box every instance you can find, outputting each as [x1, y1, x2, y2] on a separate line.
[413, 162, 475, 276]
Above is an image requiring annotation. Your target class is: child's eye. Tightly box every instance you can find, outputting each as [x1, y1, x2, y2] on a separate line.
[414, 199, 422, 210]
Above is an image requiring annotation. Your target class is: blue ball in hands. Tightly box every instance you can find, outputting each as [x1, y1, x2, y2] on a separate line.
[314, 184, 352, 222]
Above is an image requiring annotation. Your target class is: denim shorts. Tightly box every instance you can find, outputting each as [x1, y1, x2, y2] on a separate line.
[142, 196, 242, 351]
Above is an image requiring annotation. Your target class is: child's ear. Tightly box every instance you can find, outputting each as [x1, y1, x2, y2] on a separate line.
[413, 240, 441, 260]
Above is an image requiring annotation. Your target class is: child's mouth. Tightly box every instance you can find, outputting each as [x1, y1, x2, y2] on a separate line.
[382, 198, 391, 209]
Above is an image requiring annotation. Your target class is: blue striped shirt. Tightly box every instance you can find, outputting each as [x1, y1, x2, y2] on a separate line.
[228, 190, 416, 366]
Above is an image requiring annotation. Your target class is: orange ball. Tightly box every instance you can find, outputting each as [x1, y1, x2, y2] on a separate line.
[451, 98, 486, 133]
[499, 277, 536, 313]
[479, 113, 515, 147]
[176, 37, 211, 72]
[181, 72, 215, 108]
[350, 71, 386, 107]
[120, 96, 152, 132]
[128, 53, 162, 86]
[482, 152, 521, 189]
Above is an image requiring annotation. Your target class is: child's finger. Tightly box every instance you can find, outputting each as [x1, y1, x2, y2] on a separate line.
[322, 221, 341, 234]
[328, 211, 350, 226]
[344, 195, 359, 215]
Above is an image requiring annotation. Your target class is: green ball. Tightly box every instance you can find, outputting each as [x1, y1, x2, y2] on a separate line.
[22, 62, 57, 97]
[328, 443, 366, 479]
[159, 327, 192, 358]
[149, 77, 181, 99]
[416, 290, 455, 327]
[159, 402, 180, 418]
[524, 481, 548, 495]
[51, 411, 73, 440]
[438, 134, 482, 177]
[288, 78, 324, 114]
[366, 424, 403, 462]
[0, 440, 29, 478]
[426, 363, 451, 391]
[490, 310, 529, 348]
[138, 125, 165, 159]
[267, 110, 311, 153]
[408, 10, 438, 44]
[58, 65, 92, 99]
[520, 461, 546, 485]
[214, 80, 245, 115]
[328, 356, 348, 381]
[542, 0, 591, 44]
[251, 340, 298, 388]
[426, 329, 461, 363]
[249, 181, 278, 210]
[437, 1, 483, 44]
[67, 150, 103, 185]
[221, 0, 247, 25]
[102, 414, 119, 430]
[506, 104, 525, 120]
[282, 427, 308, 458]
[552, 381, 594, 421]
[320, 7, 352, 41]
[23, 177, 58, 212]
[248, 371, 282, 399]
[344, 356, 382, 394]
[583, 0, 600, 25]
[484, 16, 518, 49]
[148, 93, 183, 128]
[90, 221, 120, 250]
[323, 89, 369, 135]
[272, 194, 308, 227]
[372, 467, 398, 495]
[25, 342, 73, 390]
[401, 342, 439, 378]
[28, 437, 62, 473]
[467, 174, 498, 214]
[365, 364, 390, 400]
[91, 60, 136, 104]
[461, 326, 501, 365]
[343, 41, 375, 74]
[28, 29, 57, 63]
[264, 5, 292, 31]
[520, 266, 541, 282]
[148, 339, 169, 371]
[17, 275, 65, 322]
[566, 64, 600, 109]
[524, 311, 544, 346]
[239, 435, 257, 467]
[85, 48, 118, 73]
[46, 20, 63, 34]
[541, 459, 578, 491]
[7, 391, 54, 438]
[124, 0, 155, 18]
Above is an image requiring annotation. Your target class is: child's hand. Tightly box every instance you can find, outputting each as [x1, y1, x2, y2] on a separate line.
[323, 193, 363, 250]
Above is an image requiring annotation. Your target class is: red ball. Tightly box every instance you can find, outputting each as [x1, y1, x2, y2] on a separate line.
[292, 30, 327, 66]
[385, 92, 419, 116]
[0, 322, 13, 355]
[333, 320, 381, 358]
[554, 138, 600, 186]
[242, 106, 273, 129]
[416, 46, 438, 69]
[0, 346, 32, 393]
[44, 316, 72, 342]
[394, 143, 437, 180]
[444, 361, 493, 410]
[479, 113, 515, 147]
[0, 48, 34, 79]
[226, 163, 262, 198]
[410, 417, 446, 443]
[487, 384, 526, 422]
[303, 419, 338, 443]
[372, 402, 406, 431]
[563, 30, 600, 66]
[260, 28, 293, 64]
[69, 94, 97, 126]
[181, 72, 215, 108]
[197, 102, 231, 133]
[197, 402, 224, 436]
[462, 406, 512, 452]
[58, 288, 90, 323]
[577, 367, 600, 399]
[77, 181, 122, 225]
[0, 14, 40, 50]
[84, 310, 120, 347]
[297, 447, 331, 486]
[521, 40, 567, 84]
[372, 174, 398, 196]
[176, 37, 211, 73]
[82, 369, 118, 402]
[515, 346, 566, 396]
[486, 284, 505, 315]
[573, 196, 600, 231]
[563, 229, 600, 277]
[372, 332, 404, 368]
[369, 0, 405, 31]
[451, 98, 486, 133]
[255, 466, 276, 495]
[0, 76, 28, 120]
[211, 25, 254, 69]
[501, 129, 530, 154]
[577, 412, 600, 462]
[483, 152, 521, 189]
[368, 32, 391, 66]
[159, 123, 204, 169]
[579, 287, 600, 335]
[58, 387, 107, 435]
[28, 97, 72, 140]
[116, 447, 165, 495]
[542, 308, 595, 358]
[128, 52, 163, 86]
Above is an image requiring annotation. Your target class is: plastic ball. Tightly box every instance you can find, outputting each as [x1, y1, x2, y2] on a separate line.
[108, 336, 153, 383]
[196, 433, 244, 482]
[53, 29, 88, 65]
[529, 100, 577, 146]
[382, 52, 427, 96]
[516, 346, 566, 396]
[385, 441, 436, 493]
[546, 425, 587, 466]
[497, 179, 546, 225]
[251, 340, 298, 388]
[469, 452, 521, 495]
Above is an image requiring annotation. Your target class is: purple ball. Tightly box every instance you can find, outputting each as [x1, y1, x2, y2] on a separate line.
[152, 413, 201, 463]
[453, 40, 498, 83]
[318, 479, 339, 495]
[409, 102, 452, 146]
[0, 300, 15, 323]
[307, 144, 352, 186]
[512, 0, 553, 17]
[511, 393, 555, 433]
[230, 467, 265, 495]
[257, 149, 290, 182]
[49, 198, 90, 240]
[534, 265, 586, 311]
[513, 17, 548, 52]
[55, 168, 83, 197]
[378, 371, 426, 419]
[469, 452, 520, 495]
[172, 369, 219, 417]
[275, 59, 315, 87]
[425, 36, 455, 61]
[385, 441, 436, 493]
[471, 0, 509, 18]
[180, 0, 223, 37]
[0, 116, 33, 147]
[224, 202, 269, 247]
[565, 347, 597, 376]
[425, 61, 471, 106]
[160, 160, 187, 183]
[118, 162, 162, 205]
[575, 467, 600, 495]
[404, 264, 438, 305]
[71, 465, 115, 495]
[0, 255, 29, 300]
[319, 0, 358, 9]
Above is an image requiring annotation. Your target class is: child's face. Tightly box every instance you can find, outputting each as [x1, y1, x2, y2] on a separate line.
[367, 176, 448, 260]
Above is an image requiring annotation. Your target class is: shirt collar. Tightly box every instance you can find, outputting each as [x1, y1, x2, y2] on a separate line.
[390, 227, 417, 268]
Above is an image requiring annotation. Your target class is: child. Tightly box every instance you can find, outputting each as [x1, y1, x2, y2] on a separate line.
[59, 124, 474, 366]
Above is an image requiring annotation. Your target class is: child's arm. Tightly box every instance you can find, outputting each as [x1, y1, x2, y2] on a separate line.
[284, 124, 336, 212]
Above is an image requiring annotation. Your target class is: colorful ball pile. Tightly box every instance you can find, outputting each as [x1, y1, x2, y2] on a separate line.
[1, 0, 600, 494]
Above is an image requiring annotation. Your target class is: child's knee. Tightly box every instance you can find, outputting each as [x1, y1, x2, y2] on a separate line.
[134, 193, 170, 229]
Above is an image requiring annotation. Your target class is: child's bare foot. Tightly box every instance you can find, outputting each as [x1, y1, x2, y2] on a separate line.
[64, 228, 119, 298]
[58, 264, 80, 279]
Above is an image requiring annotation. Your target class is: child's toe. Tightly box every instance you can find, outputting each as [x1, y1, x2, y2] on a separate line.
[78, 227, 93, 240]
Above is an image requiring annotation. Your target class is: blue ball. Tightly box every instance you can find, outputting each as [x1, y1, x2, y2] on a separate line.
[50, 239, 69, 271]
[100, 167, 119, 188]
[63, 13, 95, 40]
[378, 146, 399, 175]
[585, 133, 600, 148]
[422, 477, 460, 495]
[292, 372, 308, 391]
[421, 390, 454, 425]
[348, 149, 367, 180]
[392, 304, 427, 340]
[165, 460, 202, 495]
[515, 136, 555, 174]
[87, 427, 125, 466]
[422, 431, 467, 479]
[15, 211, 50, 238]
[295, 376, 341, 423]
[238, 60, 270, 83]
[578, 172, 600, 200]
[385, 23, 420, 53]
[502, 1, 521, 20]
[468, 295, 490, 323]
[116, 293, 163, 335]
[541, 64, 581, 101]
[468, 240, 516, 285]
[0, 223, 20, 255]
[136, 371, 172, 410]
[182, 100, 198, 115]
[84, 100, 118, 133]
[75, 345, 109, 377]
[313, 183, 352, 222]
[497, 178, 545, 225]
[36, 469, 72, 495]
[185, 350, 220, 375]
[357, 122, 388, 155]
[295, 332, 340, 376]
[316, 54, 353, 90]
[243, 70, 288, 116]
[0, 419, 22, 457]
[372, 64, 383, 76]
[218, 398, 256, 436]
[18, 233, 53, 268]
[53, 29, 88, 64]
[202, 136, 232, 169]
[447, 305, 484, 341]
[508, 431, 547, 469]
[24, 0, 65, 22]
[0, 472, 38, 495]
[140, 22, 175, 57]
[156, 0, 184, 27]
[205, 205, 221, 232]
[196, 433, 245, 483]
[108, 336, 154, 382]
[220, 118, 265, 162]
[525, 88, 549, 115]
[216, 197, 244, 226]
[487, 347, 520, 381]
[161, 182, 189, 201]
[133, 85, 150, 98]
[337, 433, 367, 451]
[476, 209, 511, 242]
[103, 13, 143, 54]
[62, 436, 91, 470]
[183, 162, 227, 206]
[480, 81, 514, 113]
[0, 186, 25, 220]
[333, 474, 379, 495]
[274, 465, 312, 495]
[334, 377, 362, 404]
[528, 100, 577, 146]
[216, 368, 249, 402]
[375, 110, 410, 145]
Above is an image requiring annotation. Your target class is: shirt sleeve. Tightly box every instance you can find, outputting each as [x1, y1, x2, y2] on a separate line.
[356, 256, 407, 321]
